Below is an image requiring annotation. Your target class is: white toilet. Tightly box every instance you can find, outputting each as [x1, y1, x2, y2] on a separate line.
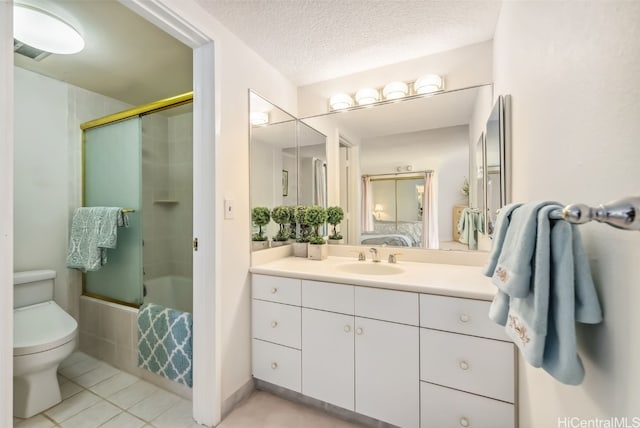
[13, 270, 78, 419]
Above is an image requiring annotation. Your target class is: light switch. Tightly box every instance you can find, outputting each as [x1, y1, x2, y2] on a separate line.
[224, 199, 234, 219]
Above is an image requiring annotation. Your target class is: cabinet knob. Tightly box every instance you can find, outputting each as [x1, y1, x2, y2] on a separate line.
[459, 314, 470, 323]
[459, 416, 470, 427]
[459, 360, 470, 371]
[271, 362, 278, 370]
[355, 327, 363, 335]
[271, 287, 278, 294]
[344, 325, 351, 333]
[271, 321, 278, 328]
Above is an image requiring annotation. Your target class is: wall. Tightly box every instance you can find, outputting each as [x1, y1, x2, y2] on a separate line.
[493, 1, 640, 425]
[161, 0, 299, 406]
[13, 67, 131, 320]
[298, 40, 494, 117]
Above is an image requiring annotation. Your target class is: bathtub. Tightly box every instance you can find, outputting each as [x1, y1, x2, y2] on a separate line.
[143, 275, 193, 313]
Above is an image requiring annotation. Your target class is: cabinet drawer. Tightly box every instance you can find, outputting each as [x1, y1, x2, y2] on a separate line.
[420, 329, 515, 403]
[253, 274, 301, 305]
[420, 294, 509, 341]
[252, 339, 301, 392]
[421, 382, 515, 428]
[355, 287, 419, 326]
[302, 280, 354, 314]
[252, 300, 301, 349]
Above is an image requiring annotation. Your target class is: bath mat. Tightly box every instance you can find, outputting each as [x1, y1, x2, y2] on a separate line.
[137, 303, 193, 387]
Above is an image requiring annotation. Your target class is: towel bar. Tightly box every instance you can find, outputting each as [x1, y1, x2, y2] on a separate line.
[121, 209, 136, 213]
[549, 196, 640, 231]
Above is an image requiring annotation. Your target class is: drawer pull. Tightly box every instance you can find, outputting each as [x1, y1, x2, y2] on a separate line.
[356, 327, 363, 335]
[271, 362, 278, 370]
[271, 287, 278, 294]
[459, 314, 470, 323]
[459, 416, 470, 427]
[271, 321, 278, 328]
[459, 360, 470, 371]
[344, 325, 351, 333]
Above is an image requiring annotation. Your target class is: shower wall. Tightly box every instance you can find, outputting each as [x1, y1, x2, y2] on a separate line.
[142, 110, 193, 281]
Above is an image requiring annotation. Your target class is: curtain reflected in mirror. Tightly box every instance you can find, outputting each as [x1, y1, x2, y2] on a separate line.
[360, 172, 439, 249]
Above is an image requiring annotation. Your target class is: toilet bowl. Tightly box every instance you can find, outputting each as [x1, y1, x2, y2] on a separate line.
[13, 270, 78, 419]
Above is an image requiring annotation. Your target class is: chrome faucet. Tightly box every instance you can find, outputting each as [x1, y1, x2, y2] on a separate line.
[369, 247, 380, 263]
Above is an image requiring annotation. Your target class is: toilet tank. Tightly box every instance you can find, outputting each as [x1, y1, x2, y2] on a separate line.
[14, 270, 56, 309]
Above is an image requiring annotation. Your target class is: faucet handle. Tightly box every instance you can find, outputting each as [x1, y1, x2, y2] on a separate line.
[388, 253, 402, 264]
[350, 250, 366, 261]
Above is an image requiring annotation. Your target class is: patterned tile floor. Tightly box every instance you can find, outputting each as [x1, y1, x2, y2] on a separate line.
[13, 352, 201, 428]
[13, 352, 361, 428]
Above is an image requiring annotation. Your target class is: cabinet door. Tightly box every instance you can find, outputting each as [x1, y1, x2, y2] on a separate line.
[302, 308, 354, 411]
[355, 317, 419, 428]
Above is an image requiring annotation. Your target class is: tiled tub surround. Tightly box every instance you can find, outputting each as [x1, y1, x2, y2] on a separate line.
[78, 296, 192, 400]
[249, 256, 517, 428]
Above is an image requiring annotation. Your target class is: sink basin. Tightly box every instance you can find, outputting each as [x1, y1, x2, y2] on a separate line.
[337, 263, 404, 276]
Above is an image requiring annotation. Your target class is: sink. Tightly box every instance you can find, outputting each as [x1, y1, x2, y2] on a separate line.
[337, 263, 404, 276]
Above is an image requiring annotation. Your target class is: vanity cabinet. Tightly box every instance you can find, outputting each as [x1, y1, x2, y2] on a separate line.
[251, 274, 516, 428]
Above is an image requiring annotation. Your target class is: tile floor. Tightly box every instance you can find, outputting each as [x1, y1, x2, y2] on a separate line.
[13, 352, 362, 428]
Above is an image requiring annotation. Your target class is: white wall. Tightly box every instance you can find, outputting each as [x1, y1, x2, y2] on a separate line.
[159, 1, 299, 406]
[493, 1, 640, 425]
[298, 40, 494, 117]
[14, 67, 131, 320]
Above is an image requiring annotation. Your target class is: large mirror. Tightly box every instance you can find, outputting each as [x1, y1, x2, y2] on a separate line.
[249, 92, 328, 247]
[301, 85, 493, 251]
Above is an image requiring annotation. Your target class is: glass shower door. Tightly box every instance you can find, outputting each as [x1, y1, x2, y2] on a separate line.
[83, 117, 143, 305]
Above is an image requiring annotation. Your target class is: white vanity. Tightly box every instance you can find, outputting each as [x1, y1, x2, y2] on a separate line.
[250, 255, 517, 428]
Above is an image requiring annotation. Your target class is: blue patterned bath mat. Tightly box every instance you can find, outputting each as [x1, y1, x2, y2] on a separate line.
[137, 303, 193, 387]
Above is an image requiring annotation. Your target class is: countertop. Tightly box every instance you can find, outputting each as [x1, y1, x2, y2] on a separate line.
[249, 256, 497, 301]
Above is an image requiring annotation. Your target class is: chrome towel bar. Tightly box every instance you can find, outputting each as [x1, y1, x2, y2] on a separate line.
[549, 196, 640, 231]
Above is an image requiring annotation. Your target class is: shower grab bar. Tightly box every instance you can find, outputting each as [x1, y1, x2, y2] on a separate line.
[549, 196, 640, 231]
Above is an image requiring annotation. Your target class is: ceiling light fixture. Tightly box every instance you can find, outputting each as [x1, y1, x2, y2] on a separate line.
[13, 3, 84, 54]
[355, 88, 379, 106]
[382, 81, 409, 100]
[329, 93, 354, 110]
[250, 112, 269, 126]
[414, 74, 444, 95]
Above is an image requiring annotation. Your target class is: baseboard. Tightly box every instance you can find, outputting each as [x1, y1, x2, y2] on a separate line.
[254, 379, 395, 428]
[221, 378, 255, 418]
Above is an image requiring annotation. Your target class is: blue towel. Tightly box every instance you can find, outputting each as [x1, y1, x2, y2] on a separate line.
[457, 208, 485, 249]
[138, 303, 193, 388]
[484, 201, 603, 385]
[66, 207, 128, 272]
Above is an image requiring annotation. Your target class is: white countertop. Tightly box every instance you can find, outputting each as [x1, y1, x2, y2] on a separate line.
[250, 256, 497, 301]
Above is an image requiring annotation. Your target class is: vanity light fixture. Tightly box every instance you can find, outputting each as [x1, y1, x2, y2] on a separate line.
[382, 81, 409, 100]
[329, 93, 355, 110]
[250, 111, 269, 126]
[355, 88, 380, 106]
[13, 3, 84, 54]
[414, 74, 444, 95]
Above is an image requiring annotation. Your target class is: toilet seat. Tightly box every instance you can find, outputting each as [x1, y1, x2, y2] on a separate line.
[14, 301, 78, 356]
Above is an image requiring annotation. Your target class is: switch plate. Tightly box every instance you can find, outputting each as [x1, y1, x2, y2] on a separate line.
[224, 199, 234, 219]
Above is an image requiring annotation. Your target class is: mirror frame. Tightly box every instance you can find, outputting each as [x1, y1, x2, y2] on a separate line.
[484, 94, 512, 237]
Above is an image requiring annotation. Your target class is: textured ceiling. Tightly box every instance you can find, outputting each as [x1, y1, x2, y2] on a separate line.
[199, 0, 501, 85]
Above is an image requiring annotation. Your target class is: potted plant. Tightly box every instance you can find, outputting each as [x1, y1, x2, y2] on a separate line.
[251, 206, 270, 251]
[287, 206, 297, 243]
[326, 206, 344, 244]
[270, 205, 291, 247]
[292, 205, 310, 257]
[304, 205, 328, 260]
